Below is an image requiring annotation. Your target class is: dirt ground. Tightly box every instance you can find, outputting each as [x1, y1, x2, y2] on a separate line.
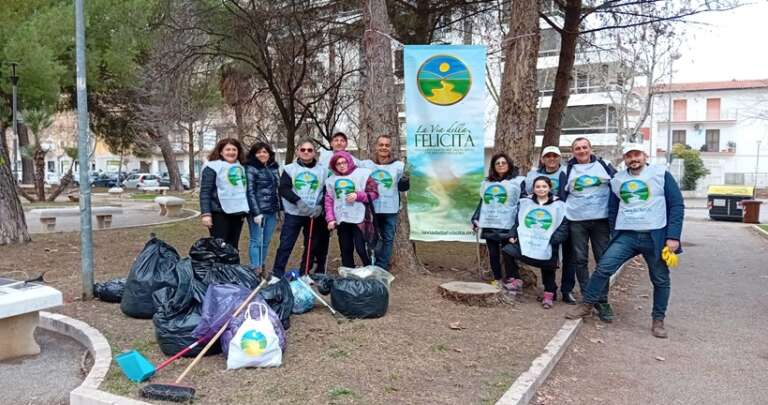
[0, 218, 572, 404]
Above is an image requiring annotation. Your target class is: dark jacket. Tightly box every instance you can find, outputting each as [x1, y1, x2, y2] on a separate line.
[245, 157, 281, 216]
[471, 173, 521, 241]
[507, 193, 569, 266]
[563, 155, 617, 201]
[199, 165, 222, 215]
[608, 168, 685, 260]
[522, 165, 568, 201]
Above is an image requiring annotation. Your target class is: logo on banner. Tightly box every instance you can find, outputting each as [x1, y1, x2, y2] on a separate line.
[524, 208, 553, 230]
[417, 55, 471, 106]
[573, 175, 602, 192]
[293, 171, 319, 192]
[227, 166, 246, 186]
[483, 184, 508, 204]
[334, 178, 356, 198]
[371, 169, 394, 189]
[619, 180, 650, 203]
[240, 330, 268, 356]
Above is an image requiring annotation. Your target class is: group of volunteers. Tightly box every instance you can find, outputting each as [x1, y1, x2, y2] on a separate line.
[472, 137, 684, 338]
[198, 131, 408, 279]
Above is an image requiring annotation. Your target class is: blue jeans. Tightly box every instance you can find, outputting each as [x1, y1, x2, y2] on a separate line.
[373, 213, 398, 270]
[247, 212, 278, 267]
[582, 231, 671, 320]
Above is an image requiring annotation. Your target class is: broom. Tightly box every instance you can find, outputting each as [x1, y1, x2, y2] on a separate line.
[140, 276, 269, 402]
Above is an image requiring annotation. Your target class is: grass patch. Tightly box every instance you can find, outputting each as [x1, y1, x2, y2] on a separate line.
[328, 386, 355, 398]
[431, 343, 448, 353]
[479, 371, 516, 404]
[759, 224, 768, 232]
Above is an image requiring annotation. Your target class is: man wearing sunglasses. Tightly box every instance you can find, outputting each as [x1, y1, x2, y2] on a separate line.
[273, 138, 329, 278]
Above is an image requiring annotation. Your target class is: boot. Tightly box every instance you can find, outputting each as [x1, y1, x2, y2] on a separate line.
[595, 303, 614, 323]
[561, 292, 577, 305]
[565, 303, 593, 319]
[542, 292, 555, 309]
[651, 320, 668, 339]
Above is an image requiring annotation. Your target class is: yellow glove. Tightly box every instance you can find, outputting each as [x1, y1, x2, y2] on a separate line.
[661, 246, 679, 269]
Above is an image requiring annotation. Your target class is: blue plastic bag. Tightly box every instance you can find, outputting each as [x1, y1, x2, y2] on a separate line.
[289, 279, 315, 314]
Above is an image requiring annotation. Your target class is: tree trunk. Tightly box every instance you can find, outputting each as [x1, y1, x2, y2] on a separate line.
[494, 0, 540, 174]
[33, 147, 46, 201]
[0, 138, 30, 245]
[541, 0, 582, 149]
[47, 164, 75, 202]
[234, 103, 246, 141]
[188, 124, 196, 189]
[362, 0, 421, 273]
[0, 120, 7, 153]
[284, 124, 297, 164]
[149, 129, 183, 191]
[18, 124, 34, 184]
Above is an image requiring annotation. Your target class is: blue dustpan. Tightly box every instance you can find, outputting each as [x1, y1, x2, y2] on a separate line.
[115, 350, 156, 382]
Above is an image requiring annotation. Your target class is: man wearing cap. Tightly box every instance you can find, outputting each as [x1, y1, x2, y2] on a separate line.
[567, 144, 684, 338]
[523, 146, 576, 303]
[564, 137, 617, 321]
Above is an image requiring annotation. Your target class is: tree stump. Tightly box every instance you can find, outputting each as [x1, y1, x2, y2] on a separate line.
[439, 281, 502, 306]
[519, 264, 539, 290]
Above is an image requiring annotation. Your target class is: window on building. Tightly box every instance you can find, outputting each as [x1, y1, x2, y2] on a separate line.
[47, 161, 55, 172]
[537, 68, 557, 95]
[706, 98, 721, 120]
[672, 99, 687, 121]
[539, 29, 560, 57]
[537, 105, 616, 133]
[705, 129, 720, 152]
[672, 130, 686, 146]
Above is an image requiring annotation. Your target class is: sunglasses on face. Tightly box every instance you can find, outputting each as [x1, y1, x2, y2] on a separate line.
[299, 148, 314, 152]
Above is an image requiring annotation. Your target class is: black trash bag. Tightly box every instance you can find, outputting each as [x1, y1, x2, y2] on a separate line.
[94, 278, 126, 303]
[121, 237, 181, 319]
[190, 262, 262, 303]
[258, 279, 294, 330]
[310, 273, 334, 296]
[330, 278, 389, 319]
[152, 259, 221, 357]
[189, 237, 240, 265]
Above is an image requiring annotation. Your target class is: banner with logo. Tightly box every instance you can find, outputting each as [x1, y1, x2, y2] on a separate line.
[404, 45, 486, 242]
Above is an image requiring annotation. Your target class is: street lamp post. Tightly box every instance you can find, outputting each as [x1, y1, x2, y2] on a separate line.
[756, 140, 762, 188]
[9, 62, 19, 182]
[665, 53, 682, 168]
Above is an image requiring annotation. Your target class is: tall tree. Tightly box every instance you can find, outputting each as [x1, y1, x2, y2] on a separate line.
[21, 107, 54, 201]
[493, 0, 540, 173]
[361, 0, 421, 272]
[539, 0, 738, 147]
[0, 137, 30, 245]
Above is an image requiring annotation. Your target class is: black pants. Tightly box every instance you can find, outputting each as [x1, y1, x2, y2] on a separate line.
[488, 239, 520, 281]
[337, 222, 371, 268]
[210, 212, 245, 252]
[568, 219, 611, 302]
[559, 242, 576, 294]
[272, 214, 328, 277]
[312, 218, 331, 272]
[541, 266, 558, 293]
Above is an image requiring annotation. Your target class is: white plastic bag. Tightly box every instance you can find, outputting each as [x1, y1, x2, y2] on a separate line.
[226, 303, 282, 369]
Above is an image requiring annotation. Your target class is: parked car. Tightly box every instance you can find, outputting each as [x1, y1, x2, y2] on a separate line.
[44, 172, 61, 186]
[123, 173, 160, 189]
[91, 174, 121, 188]
[159, 174, 190, 190]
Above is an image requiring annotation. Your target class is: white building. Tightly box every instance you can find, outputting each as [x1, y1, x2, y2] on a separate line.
[642, 79, 768, 192]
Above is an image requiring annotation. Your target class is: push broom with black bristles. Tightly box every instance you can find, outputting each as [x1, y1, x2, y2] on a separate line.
[141, 275, 269, 402]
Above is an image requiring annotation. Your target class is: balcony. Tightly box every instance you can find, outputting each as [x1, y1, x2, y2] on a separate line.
[657, 110, 738, 126]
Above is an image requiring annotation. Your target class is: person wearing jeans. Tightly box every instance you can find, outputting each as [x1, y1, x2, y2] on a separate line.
[567, 144, 684, 338]
[245, 142, 281, 267]
[564, 137, 617, 321]
[325, 150, 379, 267]
[359, 134, 409, 271]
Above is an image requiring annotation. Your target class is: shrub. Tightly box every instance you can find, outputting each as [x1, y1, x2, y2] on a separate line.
[672, 144, 710, 190]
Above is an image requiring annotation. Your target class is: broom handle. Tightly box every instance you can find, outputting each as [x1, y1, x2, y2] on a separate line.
[174, 278, 268, 383]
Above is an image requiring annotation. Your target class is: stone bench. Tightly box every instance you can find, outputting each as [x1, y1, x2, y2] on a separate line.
[31, 206, 124, 231]
[0, 277, 63, 360]
[154, 196, 185, 217]
[139, 186, 169, 195]
[108, 187, 124, 197]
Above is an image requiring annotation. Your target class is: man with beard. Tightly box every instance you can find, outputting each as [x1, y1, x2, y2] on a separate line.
[566, 144, 684, 339]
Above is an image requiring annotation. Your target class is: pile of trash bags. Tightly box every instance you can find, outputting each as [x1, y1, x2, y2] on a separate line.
[117, 235, 396, 371]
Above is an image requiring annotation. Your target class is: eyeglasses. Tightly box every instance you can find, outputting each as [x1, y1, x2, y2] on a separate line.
[299, 148, 314, 152]
[336, 160, 348, 165]
[494, 161, 509, 166]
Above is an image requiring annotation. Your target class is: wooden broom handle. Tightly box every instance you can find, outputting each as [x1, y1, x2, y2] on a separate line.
[175, 278, 268, 383]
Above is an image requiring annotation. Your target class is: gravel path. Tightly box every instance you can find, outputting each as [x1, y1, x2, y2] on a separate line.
[0, 328, 87, 405]
[535, 220, 768, 404]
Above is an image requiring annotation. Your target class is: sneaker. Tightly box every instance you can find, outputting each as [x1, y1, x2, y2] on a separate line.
[595, 303, 614, 323]
[651, 320, 668, 338]
[490, 280, 500, 289]
[561, 292, 577, 305]
[542, 292, 555, 309]
[565, 303, 593, 319]
[502, 278, 522, 292]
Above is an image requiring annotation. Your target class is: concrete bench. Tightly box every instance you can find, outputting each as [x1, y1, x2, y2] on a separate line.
[139, 186, 169, 195]
[154, 196, 185, 217]
[0, 277, 63, 360]
[108, 187, 124, 197]
[31, 206, 124, 231]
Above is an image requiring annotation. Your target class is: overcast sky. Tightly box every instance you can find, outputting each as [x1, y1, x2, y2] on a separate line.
[675, 2, 768, 83]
